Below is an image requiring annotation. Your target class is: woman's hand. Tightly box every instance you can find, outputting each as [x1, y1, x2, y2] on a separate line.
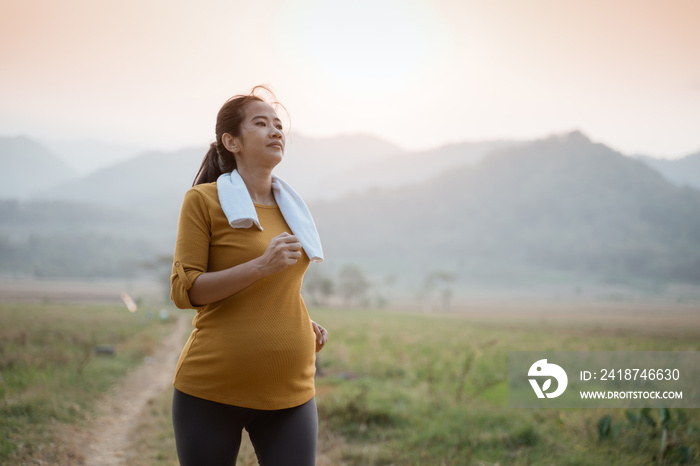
[257, 232, 303, 275]
[311, 320, 328, 352]
[187, 232, 302, 306]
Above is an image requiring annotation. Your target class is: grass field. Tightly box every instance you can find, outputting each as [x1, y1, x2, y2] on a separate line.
[310, 305, 700, 465]
[2, 299, 699, 465]
[0, 301, 174, 465]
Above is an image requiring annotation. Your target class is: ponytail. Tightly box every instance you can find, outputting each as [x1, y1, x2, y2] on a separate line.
[192, 141, 236, 186]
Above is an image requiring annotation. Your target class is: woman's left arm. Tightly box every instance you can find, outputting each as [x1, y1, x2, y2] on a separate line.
[311, 320, 328, 352]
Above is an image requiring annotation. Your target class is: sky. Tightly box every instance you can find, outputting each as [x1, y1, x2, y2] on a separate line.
[1, 0, 699, 159]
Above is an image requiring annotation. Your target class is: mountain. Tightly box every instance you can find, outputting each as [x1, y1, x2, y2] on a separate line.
[274, 133, 404, 199]
[34, 133, 510, 212]
[636, 152, 700, 192]
[283, 139, 518, 199]
[5, 131, 700, 293]
[36, 133, 408, 213]
[312, 131, 700, 286]
[33, 147, 204, 222]
[0, 199, 164, 278]
[44, 138, 149, 175]
[0, 136, 77, 198]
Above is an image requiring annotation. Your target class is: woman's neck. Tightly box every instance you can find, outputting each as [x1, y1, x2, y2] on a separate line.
[236, 166, 275, 205]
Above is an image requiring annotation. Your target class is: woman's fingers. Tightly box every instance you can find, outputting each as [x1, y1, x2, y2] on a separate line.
[260, 233, 303, 274]
[276, 234, 302, 260]
[312, 322, 328, 352]
[278, 234, 302, 262]
[275, 232, 299, 244]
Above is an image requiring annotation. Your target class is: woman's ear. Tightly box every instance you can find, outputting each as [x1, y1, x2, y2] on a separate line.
[222, 133, 240, 153]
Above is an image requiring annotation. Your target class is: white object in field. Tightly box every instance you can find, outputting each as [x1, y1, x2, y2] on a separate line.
[120, 292, 137, 312]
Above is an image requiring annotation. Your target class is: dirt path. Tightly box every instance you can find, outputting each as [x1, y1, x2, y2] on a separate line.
[78, 314, 188, 466]
[55, 313, 341, 466]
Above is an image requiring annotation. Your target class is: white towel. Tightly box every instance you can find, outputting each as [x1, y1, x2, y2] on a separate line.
[217, 170, 324, 263]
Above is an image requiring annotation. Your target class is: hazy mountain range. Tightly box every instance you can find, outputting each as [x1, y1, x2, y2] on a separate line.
[634, 152, 700, 192]
[1, 132, 698, 205]
[0, 137, 77, 198]
[313, 131, 700, 286]
[1, 131, 699, 298]
[0, 134, 517, 211]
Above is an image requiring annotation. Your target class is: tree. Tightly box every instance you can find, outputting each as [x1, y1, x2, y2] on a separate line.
[303, 267, 335, 307]
[419, 269, 456, 312]
[337, 264, 370, 308]
[140, 254, 175, 304]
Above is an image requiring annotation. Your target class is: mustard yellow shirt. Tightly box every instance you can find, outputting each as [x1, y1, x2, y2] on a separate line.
[170, 182, 316, 410]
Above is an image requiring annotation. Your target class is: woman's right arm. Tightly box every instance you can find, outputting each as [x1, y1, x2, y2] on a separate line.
[187, 232, 302, 306]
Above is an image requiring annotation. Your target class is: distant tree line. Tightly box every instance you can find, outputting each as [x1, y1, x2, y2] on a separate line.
[0, 233, 160, 279]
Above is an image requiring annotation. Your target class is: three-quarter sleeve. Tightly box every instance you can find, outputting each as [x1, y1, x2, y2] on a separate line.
[170, 188, 211, 310]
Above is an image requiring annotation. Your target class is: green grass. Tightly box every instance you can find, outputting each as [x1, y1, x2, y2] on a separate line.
[311, 306, 700, 465]
[2, 301, 698, 465]
[0, 302, 173, 464]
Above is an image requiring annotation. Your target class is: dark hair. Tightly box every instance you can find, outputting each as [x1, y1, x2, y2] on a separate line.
[192, 85, 287, 186]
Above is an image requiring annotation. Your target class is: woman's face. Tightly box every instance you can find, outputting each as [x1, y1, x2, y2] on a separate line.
[230, 100, 285, 171]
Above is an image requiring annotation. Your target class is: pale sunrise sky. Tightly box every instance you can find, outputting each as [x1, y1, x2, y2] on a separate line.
[1, 0, 699, 158]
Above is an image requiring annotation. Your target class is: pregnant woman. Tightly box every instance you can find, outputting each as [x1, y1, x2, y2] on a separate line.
[170, 86, 328, 466]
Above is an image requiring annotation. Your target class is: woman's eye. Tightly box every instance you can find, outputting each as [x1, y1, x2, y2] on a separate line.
[256, 122, 266, 126]
[276, 125, 283, 130]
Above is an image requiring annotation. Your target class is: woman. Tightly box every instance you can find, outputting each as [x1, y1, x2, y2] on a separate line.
[170, 86, 328, 466]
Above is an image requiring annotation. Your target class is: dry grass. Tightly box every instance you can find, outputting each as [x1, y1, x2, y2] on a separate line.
[0, 301, 173, 465]
[6, 296, 699, 465]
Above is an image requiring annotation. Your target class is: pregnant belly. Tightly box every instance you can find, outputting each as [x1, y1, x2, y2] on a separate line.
[177, 321, 317, 400]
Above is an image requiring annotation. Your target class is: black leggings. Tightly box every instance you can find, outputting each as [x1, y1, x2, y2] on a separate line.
[172, 388, 317, 466]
